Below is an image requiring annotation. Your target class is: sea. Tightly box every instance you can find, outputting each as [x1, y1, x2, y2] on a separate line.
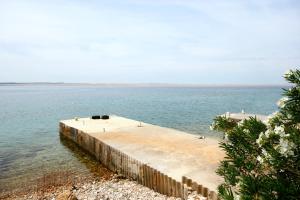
[0, 85, 284, 193]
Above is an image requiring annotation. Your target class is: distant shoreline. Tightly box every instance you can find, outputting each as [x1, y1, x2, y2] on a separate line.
[0, 82, 291, 88]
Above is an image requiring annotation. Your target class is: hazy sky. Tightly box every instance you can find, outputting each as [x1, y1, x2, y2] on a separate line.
[0, 0, 299, 84]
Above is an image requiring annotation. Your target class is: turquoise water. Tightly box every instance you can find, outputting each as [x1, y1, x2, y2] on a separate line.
[0, 85, 283, 192]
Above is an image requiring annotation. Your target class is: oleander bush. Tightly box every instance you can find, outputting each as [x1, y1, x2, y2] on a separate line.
[211, 69, 300, 200]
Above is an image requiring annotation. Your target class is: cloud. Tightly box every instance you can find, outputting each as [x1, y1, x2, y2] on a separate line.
[0, 0, 299, 83]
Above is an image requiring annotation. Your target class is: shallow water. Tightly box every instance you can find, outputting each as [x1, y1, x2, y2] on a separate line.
[0, 85, 283, 192]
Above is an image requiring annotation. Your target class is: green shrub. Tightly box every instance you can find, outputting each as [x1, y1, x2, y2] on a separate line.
[211, 69, 300, 200]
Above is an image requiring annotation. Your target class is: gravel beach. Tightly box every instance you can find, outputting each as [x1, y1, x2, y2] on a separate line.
[4, 174, 206, 200]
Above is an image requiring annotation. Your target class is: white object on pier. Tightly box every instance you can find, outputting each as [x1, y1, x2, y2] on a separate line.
[222, 113, 268, 122]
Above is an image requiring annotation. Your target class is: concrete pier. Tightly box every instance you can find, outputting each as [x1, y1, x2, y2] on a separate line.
[59, 115, 223, 199]
[223, 112, 268, 122]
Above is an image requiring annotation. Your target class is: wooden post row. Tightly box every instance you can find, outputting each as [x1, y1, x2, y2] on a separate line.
[61, 125, 219, 200]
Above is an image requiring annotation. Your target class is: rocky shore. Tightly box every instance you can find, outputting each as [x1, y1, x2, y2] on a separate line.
[5, 174, 206, 200]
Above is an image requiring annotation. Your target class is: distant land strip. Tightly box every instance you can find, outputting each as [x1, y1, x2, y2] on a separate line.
[0, 82, 292, 88]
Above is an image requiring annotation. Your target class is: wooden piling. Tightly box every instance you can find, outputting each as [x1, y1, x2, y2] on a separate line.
[146, 166, 150, 188]
[149, 167, 153, 190]
[187, 178, 192, 187]
[158, 172, 162, 193]
[159, 172, 164, 194]
[125, 154, 129, 177]
[153, 169, 157, 192]
[197, 184, 203, 195]
[183, 184, 188, 200]
[138, 161, 143, 184]
[165, 175, 170, 195]
[192, 181, 198, 191]
[172, 179, 176, 196]
[182, 176, 187, 185]
[175, 181, 181, 197]
[209, 191, 218, 200]
[167, 176, 172, 195]
[203, 187, 209, 197]
[141, 164, 144, 184]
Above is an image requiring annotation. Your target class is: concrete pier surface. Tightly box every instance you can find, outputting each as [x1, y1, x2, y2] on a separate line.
[61, 115, 224, 192]
[223, 112, 268, 122]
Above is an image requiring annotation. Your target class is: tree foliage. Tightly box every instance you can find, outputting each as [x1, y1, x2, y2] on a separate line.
[211, 69, 300, 200]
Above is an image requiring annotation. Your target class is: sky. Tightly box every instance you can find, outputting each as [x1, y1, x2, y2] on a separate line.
[0, 0, 299, 84]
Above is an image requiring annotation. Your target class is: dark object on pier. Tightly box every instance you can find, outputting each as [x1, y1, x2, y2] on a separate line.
[92, 115, 101, 119]
[101, 115, 110, 120]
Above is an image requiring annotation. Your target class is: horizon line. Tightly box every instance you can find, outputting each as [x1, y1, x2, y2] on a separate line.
[0, 82, 292, 88]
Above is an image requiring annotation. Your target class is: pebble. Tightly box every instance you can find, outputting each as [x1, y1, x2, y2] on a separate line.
[8, 175, 205, 200]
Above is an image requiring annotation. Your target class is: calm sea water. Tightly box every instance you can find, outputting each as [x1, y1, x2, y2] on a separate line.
[0, 85, 283, 192]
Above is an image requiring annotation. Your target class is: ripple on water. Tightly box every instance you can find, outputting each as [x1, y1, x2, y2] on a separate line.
[0, 86, 282, 193]
[0, 151, 23, 178]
